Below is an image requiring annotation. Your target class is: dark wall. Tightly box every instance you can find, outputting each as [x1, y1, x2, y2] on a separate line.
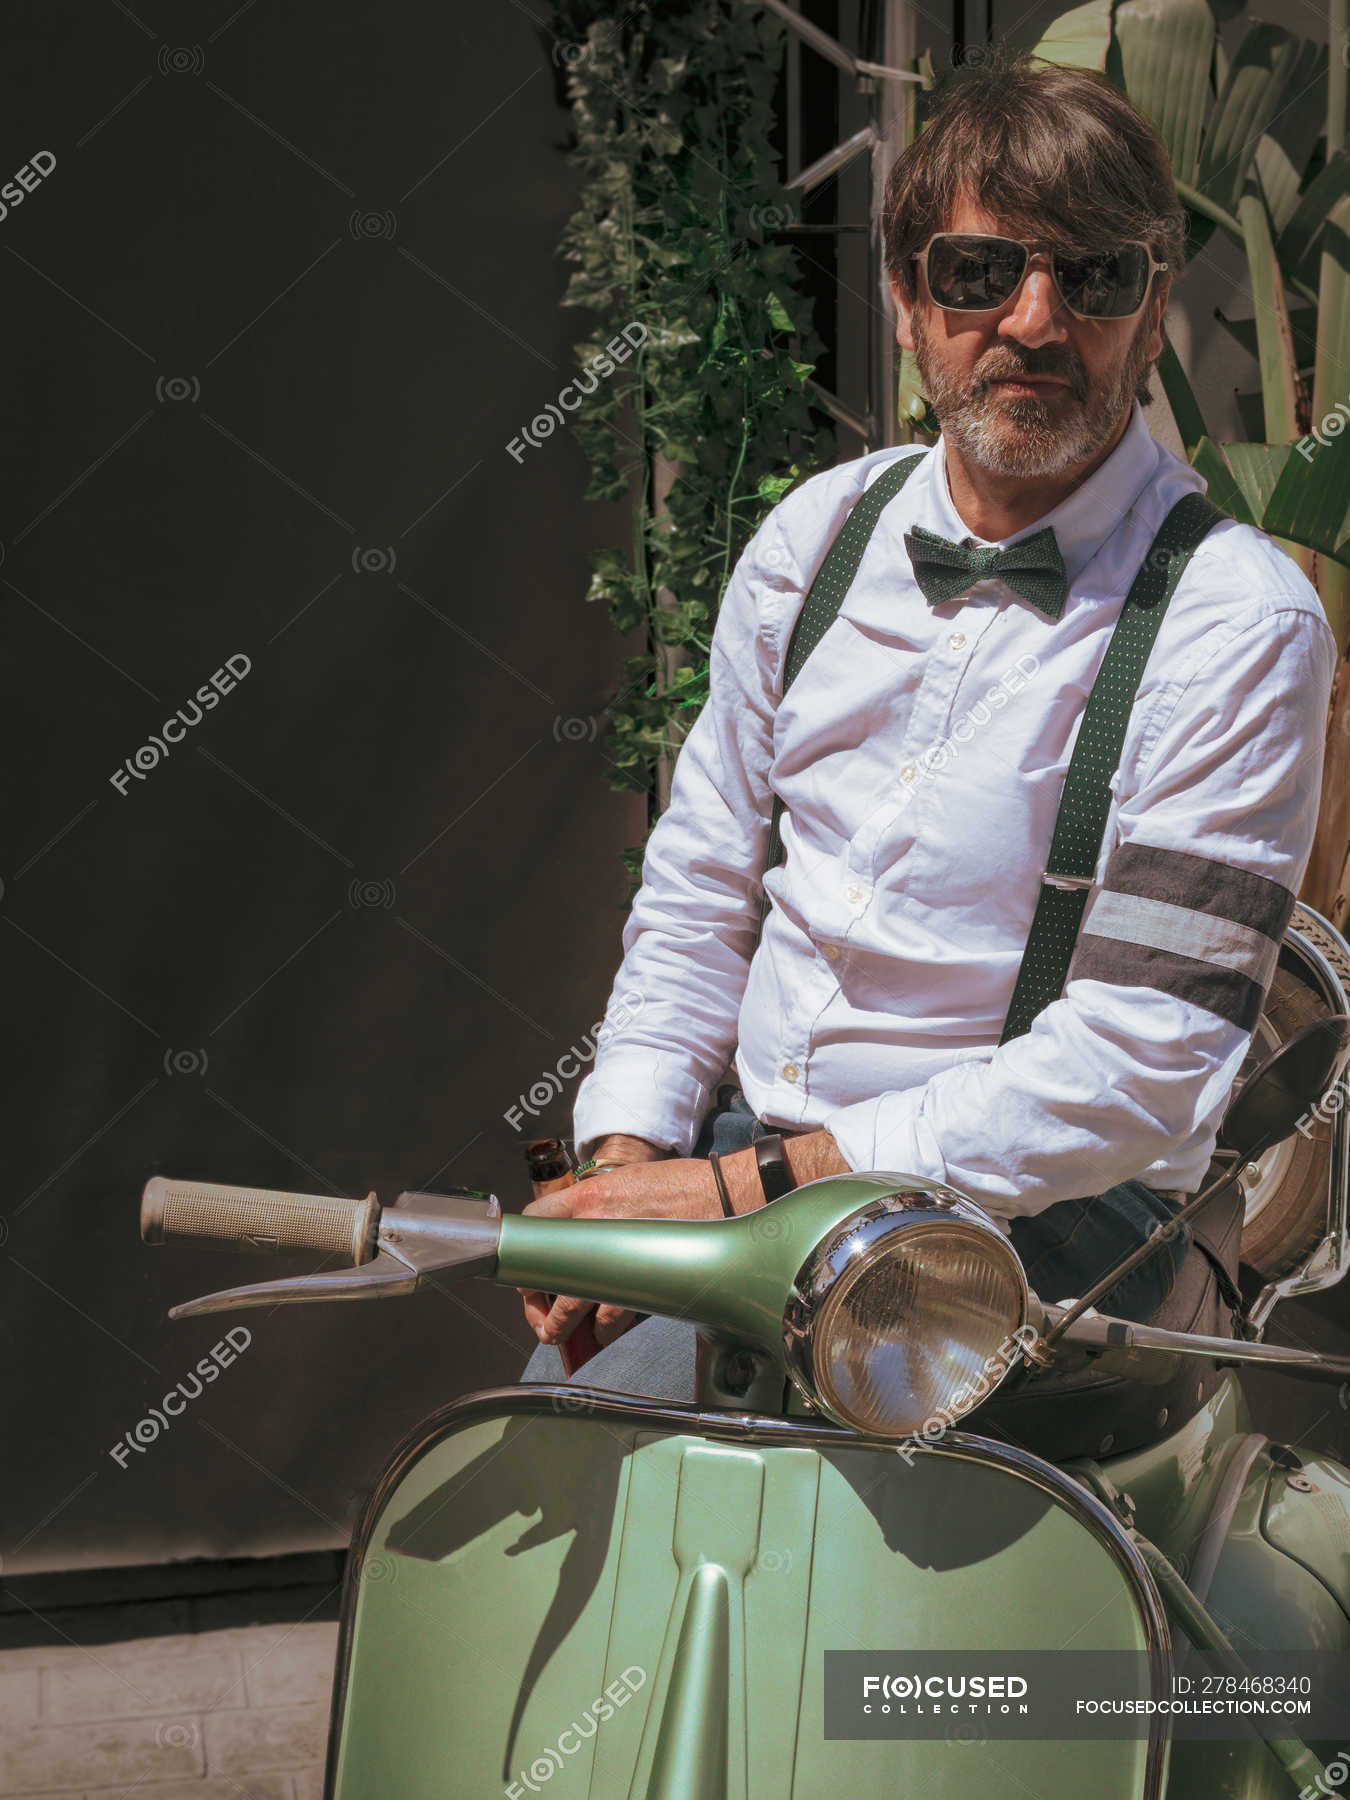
[2, 1, 643, 1572]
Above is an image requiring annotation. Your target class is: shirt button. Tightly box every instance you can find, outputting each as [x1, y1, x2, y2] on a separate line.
[948, 631, 966, 651]
[782, 1062, 800, 1081]
[900, 765, 917, 783]
[845, 882, 863, 904]
[822, 943, 841, 962]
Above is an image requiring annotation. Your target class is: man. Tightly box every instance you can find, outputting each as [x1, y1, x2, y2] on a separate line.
[519, 51, 1336, 1394]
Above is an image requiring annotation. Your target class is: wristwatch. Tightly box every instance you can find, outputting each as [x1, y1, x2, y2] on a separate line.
[754, 1132, 796, 1204]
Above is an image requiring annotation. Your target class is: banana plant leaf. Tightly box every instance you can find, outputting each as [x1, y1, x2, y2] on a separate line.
[1277, 148, 1350, 293]
[1217, 304, 1319, 369]
[1239, 162, 1301, 447]
[1113, 0, 1215, 187]
[1017, 0, 1115, 71]
[1196, 24, 1303, 218]
[1263, 424, 1350, 566]
[1157, 330, 1212, 452]
[1193, 439, 1292, 527]
[1253, 39, 1330, 236]
[1189, 437, 1256, 523]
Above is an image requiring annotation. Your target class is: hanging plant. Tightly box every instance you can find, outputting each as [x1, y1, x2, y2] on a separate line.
[548, 0, 835, 894]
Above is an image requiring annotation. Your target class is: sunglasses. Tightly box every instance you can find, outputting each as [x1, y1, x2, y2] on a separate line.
[913, 232, 1169, 321]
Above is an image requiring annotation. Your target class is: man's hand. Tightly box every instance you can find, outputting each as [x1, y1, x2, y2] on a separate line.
[518, 1128, 850, 1347]
[521, 1156, 726, 1347]
[518, 1132, 671, 1349]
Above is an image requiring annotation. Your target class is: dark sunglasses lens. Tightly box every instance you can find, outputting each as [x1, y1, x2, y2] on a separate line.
[1052, 244, 1151, 317]
[926, 235, 1027, 309]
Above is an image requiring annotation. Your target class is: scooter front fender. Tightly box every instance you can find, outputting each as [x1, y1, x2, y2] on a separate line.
[325, 1387, 1174, 1799]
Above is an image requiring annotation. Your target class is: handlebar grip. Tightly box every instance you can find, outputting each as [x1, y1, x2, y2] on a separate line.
[141, 1177, 379, 1264]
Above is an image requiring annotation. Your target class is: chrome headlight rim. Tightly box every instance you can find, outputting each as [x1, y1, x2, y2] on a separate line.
[782, 1183, 1031, 1437]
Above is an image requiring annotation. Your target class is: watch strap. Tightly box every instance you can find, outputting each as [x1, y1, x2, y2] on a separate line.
[754, 1132, 795, 1203]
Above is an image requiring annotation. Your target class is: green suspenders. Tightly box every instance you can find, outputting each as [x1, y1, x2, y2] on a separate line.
[752, 449, 1228, 1040]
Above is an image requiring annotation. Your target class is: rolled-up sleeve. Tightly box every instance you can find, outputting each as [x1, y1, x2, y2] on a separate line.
[822, 598, 1337, 1218]
[571, 513, 790, 1157]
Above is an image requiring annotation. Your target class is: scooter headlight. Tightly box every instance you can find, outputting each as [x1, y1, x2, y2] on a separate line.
[782, 1187, 1030, 1439]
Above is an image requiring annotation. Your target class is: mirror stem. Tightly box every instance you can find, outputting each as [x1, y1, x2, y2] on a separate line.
[1035, 1146, 1260, 1357]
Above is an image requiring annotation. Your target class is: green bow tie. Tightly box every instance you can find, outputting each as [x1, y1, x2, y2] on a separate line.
[904, 522, 1068, 619]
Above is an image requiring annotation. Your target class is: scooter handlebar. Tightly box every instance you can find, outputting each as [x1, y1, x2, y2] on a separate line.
[140, 1176, 380, 1265]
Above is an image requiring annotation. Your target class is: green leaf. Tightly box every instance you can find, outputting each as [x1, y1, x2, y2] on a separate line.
[1264, 426, 1350, 566]
[1021, 0, 1112, 70]
[1113, 0, 1215, 187]
[1215, 303, 1319, 368]
[1157, 329, 1212, 452]
[1252, 39, 1328, 235]
[1196, 24, 1303, 217]
[765, 288, 795, 332]
[757, 472, 796, 501]
[1276, 148, 1350, 288]
[1190, 437, 1258, 523]
[1201, 440, 1298, 527]
[1237, 166, 1300, 446]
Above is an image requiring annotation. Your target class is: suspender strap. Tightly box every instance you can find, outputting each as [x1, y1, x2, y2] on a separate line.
[755, 451, 925, 943]
[998, 490, 1228, 1042]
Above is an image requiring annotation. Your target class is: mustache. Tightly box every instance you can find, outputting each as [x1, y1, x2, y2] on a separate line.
[975, 355, 1083, 393]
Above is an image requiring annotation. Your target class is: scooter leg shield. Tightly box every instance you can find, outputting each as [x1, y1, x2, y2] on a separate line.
[326, 1388, 1176, 1799]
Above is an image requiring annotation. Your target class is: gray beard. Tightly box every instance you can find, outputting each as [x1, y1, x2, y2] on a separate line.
[911, 308, 1158, 480]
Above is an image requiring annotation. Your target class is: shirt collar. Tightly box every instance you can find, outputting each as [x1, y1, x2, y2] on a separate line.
[928, 399, 1161, 587]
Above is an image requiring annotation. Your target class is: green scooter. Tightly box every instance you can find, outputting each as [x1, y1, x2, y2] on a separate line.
[140, 1018, 1350, 1800]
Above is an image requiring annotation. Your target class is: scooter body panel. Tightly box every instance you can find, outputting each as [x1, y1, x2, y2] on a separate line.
[327, 1388, 1170, 1799]
[1093, 1373, 1350, 1798]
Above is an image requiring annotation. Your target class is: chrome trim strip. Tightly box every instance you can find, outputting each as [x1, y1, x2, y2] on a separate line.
[324, 1386, 1171, 1800]
[781, 1192, 1030, 1431]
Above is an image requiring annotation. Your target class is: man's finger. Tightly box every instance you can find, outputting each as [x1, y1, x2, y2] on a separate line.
[539, 1293, 595, 1344]
[519, 1288, 553, 1334]
[522, 1189, 580, 1220]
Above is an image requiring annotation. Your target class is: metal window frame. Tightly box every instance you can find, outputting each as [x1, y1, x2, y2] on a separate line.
[762, 0, 921, 451]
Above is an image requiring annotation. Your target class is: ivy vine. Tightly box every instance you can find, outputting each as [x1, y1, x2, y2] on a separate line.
[548, 0, 835, 893]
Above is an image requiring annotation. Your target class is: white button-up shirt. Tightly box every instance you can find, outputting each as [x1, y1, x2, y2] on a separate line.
[572, 400, 1336, 1221]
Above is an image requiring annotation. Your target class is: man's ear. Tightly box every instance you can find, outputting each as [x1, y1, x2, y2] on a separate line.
[889, 273, 917, 353]
[1144, 274, 1172, 361]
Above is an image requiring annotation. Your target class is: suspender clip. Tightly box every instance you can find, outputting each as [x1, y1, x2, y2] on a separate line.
[1043, 870, 1094, 891]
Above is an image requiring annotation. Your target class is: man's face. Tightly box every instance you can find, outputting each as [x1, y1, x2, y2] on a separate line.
[891, 192, 1169, 479]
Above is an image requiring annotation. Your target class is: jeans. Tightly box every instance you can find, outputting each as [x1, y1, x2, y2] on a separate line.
[518, 1089, 1190, 1397]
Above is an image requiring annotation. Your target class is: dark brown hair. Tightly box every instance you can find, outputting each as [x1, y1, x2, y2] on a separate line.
[883, 47, 1188, 305]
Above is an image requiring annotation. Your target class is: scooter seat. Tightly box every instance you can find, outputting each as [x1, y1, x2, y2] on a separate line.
[969, 1184, 1245, 1464]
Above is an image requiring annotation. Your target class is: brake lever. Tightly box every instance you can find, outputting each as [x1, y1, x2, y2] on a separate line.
[163, 1190, 502, 1320]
